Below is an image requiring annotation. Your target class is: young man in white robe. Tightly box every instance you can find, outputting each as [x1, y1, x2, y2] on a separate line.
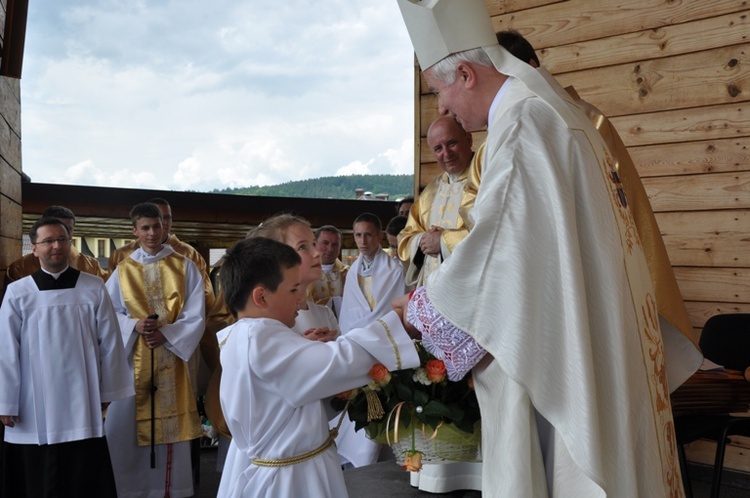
[337, 212, 407, 467]
[0, 217, 132, 497]
[393, 1, 700, 496]
[105, 202, 206, 498]
[339, 213, 406, 334]
[216, 237, 419, 498]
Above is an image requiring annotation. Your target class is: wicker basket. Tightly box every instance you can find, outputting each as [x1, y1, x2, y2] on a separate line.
[670, 368, 750, 417]
[389, 424, 481, 464]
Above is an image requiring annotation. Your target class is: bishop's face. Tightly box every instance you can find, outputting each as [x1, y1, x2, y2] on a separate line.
[424, 66, 486, 133]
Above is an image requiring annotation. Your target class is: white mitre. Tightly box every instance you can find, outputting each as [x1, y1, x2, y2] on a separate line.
[396, 0, 580, 127]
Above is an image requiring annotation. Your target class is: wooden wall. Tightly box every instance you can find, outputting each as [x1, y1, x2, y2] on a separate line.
[414, 0, 750, 335]
[0, 0, 23, 303]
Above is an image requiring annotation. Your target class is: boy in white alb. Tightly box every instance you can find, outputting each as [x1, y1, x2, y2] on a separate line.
[216, 237, 419, 498]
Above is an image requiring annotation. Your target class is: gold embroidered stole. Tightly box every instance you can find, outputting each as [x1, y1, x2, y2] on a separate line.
[590, 136, 683, 496]
[357, 274, 376, 311]
[117, 253, 202, 446]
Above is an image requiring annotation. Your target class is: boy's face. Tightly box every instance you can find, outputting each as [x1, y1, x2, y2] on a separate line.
[132, 216, 164, 255]
[386, 233, 399, 258]
[353, 221, 382, 259]
[263, 264, 303, 328]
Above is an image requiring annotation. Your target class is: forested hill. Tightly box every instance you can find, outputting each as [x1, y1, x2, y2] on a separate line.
[211, 174, 413, 200]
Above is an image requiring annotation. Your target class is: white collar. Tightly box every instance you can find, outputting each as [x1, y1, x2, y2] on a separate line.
[488, 76, 513, 127]
[41, 266, 70, 279]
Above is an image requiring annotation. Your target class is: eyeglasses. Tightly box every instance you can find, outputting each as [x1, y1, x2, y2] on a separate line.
[34, 237, 71, 247]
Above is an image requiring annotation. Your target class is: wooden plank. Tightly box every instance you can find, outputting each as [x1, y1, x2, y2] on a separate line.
[684, 301, 750, 330]
[491, 0, 749, 51]
[611, 101, 750, 148]
[0, 193, 20, 239]
[541, 12, 750, 74]
[674, 267, 750, 304]
[486, 0, 561, 17]
[629, 137, 750, 178]
[413, 64, 424, 196]
[0, 161, 20, 203]
[685, 437, 750, 473]
[420, 94, 440, 134]
[642, 171, 750, 213]
[419, 162, 442, 190]
[0, 233, 21, 269]
[0, 77, 20, 134]
[556, 43, 750, 117]
[657, 210, 750, 268]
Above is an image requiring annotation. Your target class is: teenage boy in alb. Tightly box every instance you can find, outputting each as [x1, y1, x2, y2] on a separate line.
[105, 202, 205, 498]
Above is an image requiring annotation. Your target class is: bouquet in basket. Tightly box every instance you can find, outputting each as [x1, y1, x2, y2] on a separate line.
[331, 341, 481, 471]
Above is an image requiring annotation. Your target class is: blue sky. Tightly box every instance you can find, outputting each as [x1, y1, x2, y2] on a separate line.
[21, 1, 415, 191]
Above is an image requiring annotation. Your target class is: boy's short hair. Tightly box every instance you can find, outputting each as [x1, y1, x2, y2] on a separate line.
[129, 202, 163, 226]
[42, 205, 76, 223]
[29, 217, 70, 243]
[353, 212, 382, 232]
[386, 215, 407, 237]
[220, 237, 302, 318]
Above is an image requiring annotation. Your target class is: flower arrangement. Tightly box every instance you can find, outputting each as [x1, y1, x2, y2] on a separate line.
[332, 341, 481, 470]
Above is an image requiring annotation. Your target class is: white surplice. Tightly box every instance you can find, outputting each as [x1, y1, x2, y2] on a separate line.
[0, 272, 133, 444]
[424, 74, 684, 497]
[338, 248, 405, 333]
[104, 246, 206, 498]
[216, 311, 419, 498]
[291, 301, 339, 338]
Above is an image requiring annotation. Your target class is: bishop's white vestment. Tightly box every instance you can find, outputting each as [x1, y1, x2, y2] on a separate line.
[419, 74, 685, 497]
[216, 311, 419, 498]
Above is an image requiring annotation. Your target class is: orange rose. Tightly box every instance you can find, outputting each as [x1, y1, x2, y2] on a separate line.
[425, 359, 447, 383]
[402, 450, 423, 472]
[369, 363, 392, 385]
[335, 389, 355, 400]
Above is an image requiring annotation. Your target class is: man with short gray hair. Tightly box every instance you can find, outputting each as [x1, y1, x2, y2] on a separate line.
[395, 1, 696, 496]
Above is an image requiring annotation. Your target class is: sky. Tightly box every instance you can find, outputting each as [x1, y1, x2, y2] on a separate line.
[21, 1, 415, 192]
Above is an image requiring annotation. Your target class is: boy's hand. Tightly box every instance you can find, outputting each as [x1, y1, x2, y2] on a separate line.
[392, 294, 421, 340]
[303, 327, 338, 343]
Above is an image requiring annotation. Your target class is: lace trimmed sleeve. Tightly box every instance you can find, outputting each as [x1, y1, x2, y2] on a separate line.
[407, 286, 487, 381]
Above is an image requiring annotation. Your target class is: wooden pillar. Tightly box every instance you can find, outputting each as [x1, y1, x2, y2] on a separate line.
[0, 0, 24, 302]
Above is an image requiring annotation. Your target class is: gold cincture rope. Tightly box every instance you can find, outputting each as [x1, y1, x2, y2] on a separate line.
[251, 401, 350, 468]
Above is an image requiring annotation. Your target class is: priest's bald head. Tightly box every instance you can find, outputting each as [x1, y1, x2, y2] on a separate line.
[396, 0, 577, 131]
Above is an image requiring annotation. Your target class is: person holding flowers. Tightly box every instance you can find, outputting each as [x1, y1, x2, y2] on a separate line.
[215, 237, 419, 497]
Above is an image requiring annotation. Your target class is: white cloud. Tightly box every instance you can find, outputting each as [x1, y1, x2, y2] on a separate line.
[22, 1, 415, 191]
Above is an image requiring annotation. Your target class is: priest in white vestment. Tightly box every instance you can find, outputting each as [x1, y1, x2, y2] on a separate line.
[395, 1, 698, 496]
[0, 218, 132, 497]
[398, 116, 482, 287]
[105, 203, 206, 498]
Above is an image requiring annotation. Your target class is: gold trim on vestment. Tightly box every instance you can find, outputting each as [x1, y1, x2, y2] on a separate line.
[377, 318, 402, 370]
[118, 253, 202, 446]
